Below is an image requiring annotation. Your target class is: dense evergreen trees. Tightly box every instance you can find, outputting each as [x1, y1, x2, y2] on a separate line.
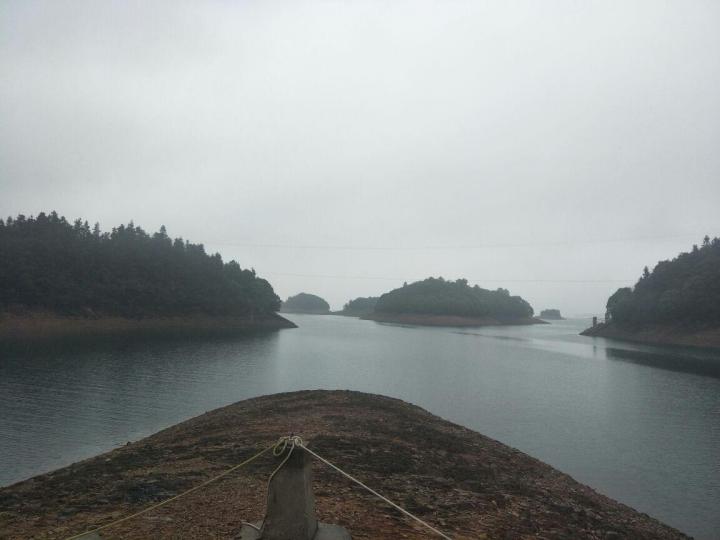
[374, 277, 534, 319]
[0, 212, 281, 317]
[339, 296, 378, 316]
[606, 237, 720, 324]
[280, 293, 330, 314]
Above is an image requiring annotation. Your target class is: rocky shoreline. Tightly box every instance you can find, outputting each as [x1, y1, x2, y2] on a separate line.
[362, 313, 546, 327]
[0, 312, 296, 342]
[0, 390, 688, 539]
[581, 321, 720, 350]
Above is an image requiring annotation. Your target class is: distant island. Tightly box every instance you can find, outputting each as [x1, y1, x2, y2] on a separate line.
[582, 236, 720, 349]
[335, 296, 378, 317]
[0, 212, 295, 340]
[363, 277, 541, 327]
[280, 292, 330, 314]
[540, 309, 564, 320]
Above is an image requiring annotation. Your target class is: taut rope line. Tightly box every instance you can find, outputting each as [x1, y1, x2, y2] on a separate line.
[61, 435, 455, 540]
[241, 435, 304, 533]
[64, 442, 275, 540]
[298, 440, 453, 540]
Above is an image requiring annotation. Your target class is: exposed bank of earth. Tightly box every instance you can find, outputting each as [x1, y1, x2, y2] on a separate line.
[0, 312, 296, 342]
[0, 390, 687, 539]
[581, 321, 720, 350]
[0, 213, 295, 344]
[362, 313, 543, 327]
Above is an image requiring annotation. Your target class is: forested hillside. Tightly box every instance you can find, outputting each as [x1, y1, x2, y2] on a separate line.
[375, 277, 533, 319]
[338, 296, 378, 316]
[0, 212, 281, 317]
[280, 293, 330, 314]
[540, 309, 563, 320]
[606, 236, 720, 324]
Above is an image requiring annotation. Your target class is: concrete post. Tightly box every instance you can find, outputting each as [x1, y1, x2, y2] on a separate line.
[240, 445, 351, 540]
[262, 448, 318, 540]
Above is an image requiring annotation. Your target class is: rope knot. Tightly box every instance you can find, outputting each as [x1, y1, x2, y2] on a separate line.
[272, 435, 305, 457]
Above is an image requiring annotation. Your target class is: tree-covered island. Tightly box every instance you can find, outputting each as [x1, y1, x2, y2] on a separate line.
[540, 309, 564, 320]
[363, 277, 540, 327]
[335, 296, 378, 317]
[582, 236, 720, 348]
[0, 212, 295, 339]
[280, 293, 331, 314]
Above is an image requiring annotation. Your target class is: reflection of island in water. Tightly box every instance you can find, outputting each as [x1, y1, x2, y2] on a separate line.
[454, 322, 720, 380]
[604, 346, 720, 379]
[1, 315, 718, 538]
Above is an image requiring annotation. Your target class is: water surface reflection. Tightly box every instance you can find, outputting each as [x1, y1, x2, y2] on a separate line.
[1, 317, 719, 538]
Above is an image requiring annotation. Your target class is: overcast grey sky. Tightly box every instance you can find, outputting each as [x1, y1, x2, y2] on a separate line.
[1, 1, 719, 314]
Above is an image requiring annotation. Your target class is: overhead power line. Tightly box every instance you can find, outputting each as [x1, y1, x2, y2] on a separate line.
[204, 232, 711, 251]
[262, 271, 633, 284]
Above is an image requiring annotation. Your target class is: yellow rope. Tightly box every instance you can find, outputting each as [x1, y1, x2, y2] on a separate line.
[62, 435, 455, 540]
[241, 435, 304, 532]
[64, 442, 275, 540]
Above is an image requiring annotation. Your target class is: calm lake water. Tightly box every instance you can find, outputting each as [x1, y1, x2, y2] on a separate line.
[1, 316, 719, 538]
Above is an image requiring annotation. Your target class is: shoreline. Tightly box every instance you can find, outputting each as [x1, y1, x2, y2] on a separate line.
[279, 310, 330, 315]
[581, 321, 720, 350]
[0, 390, 687, 539]
[361, 313, 546, 327]
[0, 312, 297, 342]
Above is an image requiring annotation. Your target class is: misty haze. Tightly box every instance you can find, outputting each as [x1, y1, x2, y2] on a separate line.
[1, 2, 719, 539]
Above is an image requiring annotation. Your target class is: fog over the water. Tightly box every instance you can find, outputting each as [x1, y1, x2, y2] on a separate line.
[1, 1, 719, 314]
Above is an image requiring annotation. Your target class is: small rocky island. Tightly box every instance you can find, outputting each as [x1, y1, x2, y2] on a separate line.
[0, 212, 295, 342]
[363, 277, 541, 327]
[540, 309, 564, 320]
[582, 237, 720, 349]
[280, 293, 331, 314]
[0, 391, 687, 539]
